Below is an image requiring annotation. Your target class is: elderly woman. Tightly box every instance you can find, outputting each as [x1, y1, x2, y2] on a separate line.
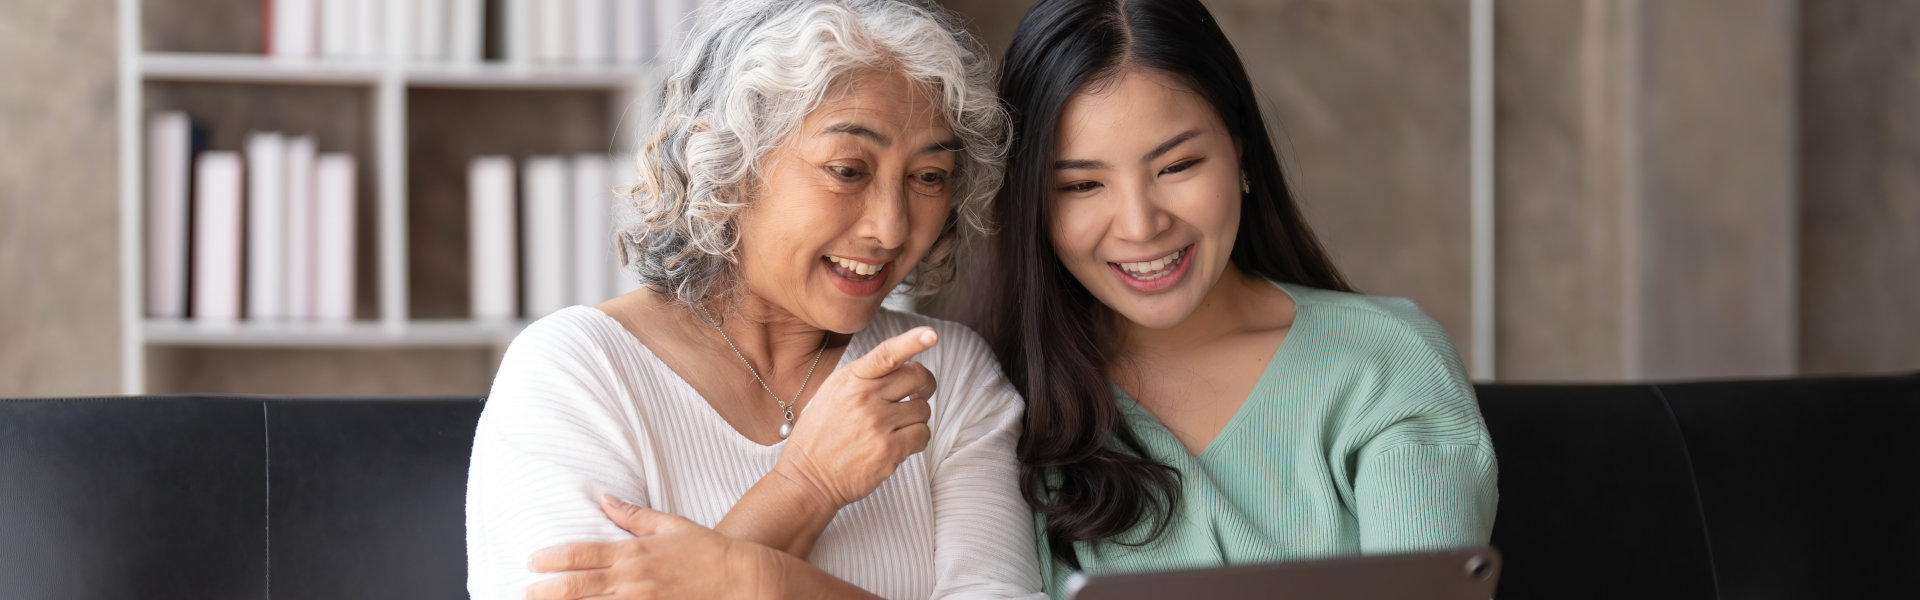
[463, 1, 1039, 598]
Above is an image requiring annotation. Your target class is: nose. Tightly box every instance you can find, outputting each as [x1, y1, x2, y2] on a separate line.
[854, 180, 910, 249]
[1112, 181, 1172, 243]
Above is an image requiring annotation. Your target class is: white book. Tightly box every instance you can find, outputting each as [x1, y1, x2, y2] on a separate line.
[352, 0, 382, 58]
[506, 0, 533, 65]
[469, 156, 519, 319]
[283, 136, 318, 321]
[449, 0, 484, 63]
[272, 0, 319, 58]
[314, 154, 358, 322]
[192, 152, 245, 322]
[415, 0, 448, 61]
[653, 0, 698, 61]
[385, 0, 412, 61]
[320, 0, 355, 58]
[523, 156, 573, 317]
[145, 112, 193, 319]
[570, 154, 611, 306]
[574, 0, 611, 64]
[245, 132, 289, 321]
[612, 0, 649, 64]
[536, 0, 571, 63]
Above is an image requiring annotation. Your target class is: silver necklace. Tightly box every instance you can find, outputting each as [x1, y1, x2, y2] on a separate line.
[695, 306, 829, 440]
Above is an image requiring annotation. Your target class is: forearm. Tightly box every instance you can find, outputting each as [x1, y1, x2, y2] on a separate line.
[753, 548, 885, 600]
[717, 465, 842, 558]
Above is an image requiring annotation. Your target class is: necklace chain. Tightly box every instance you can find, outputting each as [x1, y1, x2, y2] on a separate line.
[695, 306, 829, 437]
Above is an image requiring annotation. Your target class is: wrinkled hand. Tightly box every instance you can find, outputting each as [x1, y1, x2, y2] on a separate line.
[774, 326, 939, 509]
[526, 495, 780, 600]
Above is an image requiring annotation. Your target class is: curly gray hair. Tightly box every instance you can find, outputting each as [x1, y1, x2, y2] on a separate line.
[615, 0, 1008, 310]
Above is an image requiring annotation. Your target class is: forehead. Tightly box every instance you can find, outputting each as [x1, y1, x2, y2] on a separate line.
[804, 69, 951, 135]
[1055, 69, 1216, 153]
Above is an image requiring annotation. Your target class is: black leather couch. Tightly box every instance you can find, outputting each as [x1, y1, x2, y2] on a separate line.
[3, 373, 1915, 599]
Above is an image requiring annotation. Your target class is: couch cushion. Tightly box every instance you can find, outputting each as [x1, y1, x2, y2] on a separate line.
[1477, 384, 1719, 599]
[266, 398, 484, 600]
[0, 397, 268, 600]
[1660, 373, 1920, 599]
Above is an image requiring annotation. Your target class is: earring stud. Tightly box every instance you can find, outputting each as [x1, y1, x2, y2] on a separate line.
[1240, 171, 1251, 194]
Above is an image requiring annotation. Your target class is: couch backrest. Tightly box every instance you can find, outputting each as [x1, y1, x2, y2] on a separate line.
[0, 396, 483, 600]
[2, 373, 1915, 599]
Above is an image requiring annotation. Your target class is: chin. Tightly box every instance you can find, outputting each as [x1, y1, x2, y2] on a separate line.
[812, 298, 887, 334]
[1109, 296, 1200, 330]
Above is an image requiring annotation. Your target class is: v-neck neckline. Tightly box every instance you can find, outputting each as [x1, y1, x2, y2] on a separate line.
[582, 305, 877, 451]
[1114, 281, 1307, 461]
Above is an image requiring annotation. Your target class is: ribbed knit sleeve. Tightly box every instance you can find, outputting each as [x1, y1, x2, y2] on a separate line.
[465, 313, 655, 600]
[1329, 296, 1500, 553]
[912, 316, 1045, 599]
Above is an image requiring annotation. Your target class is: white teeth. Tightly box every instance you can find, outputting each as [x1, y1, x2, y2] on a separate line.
[1116, 247, 1186, 277]
[829, 256, 882, 277]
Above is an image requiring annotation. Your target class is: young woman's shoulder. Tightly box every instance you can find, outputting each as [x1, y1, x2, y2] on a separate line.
[1282, 283, 1466, 378]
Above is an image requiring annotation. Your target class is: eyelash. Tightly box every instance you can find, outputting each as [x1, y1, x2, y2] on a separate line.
[1055, 158, 1205, 194]
[827, 166, 868, 181]
[1161, 158, 1203, 175]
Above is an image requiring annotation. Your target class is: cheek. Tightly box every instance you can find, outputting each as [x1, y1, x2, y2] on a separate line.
[1047, 203, 1101, 265]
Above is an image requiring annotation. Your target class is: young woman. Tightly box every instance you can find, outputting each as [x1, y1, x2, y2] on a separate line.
[983, 0, 1498, 595]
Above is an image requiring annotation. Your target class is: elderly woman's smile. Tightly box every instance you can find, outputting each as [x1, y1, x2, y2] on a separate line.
[737, 70, 960, 331]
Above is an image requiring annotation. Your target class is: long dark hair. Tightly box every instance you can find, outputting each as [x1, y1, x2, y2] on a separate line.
[985, 0, 1354, 567]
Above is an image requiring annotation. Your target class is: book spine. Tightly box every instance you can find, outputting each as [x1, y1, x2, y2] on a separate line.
[314, 154, 358, 322]
[469, 156, 519, 320]
[612, 0, 648, 64]
[192, 152, 246, 322]
[522, 156, 573, 317]
[570, 154, 611, 306]
[320, 0, 355, 58]
[416, 0, 448, 61]
[146, 112, 193, 319]
[272, 0, 319, 58]
[450, 0, 484, 63]
[284, 135, 318, 320]
[245, 132, 289, 320]
[574, 0, 611, 64]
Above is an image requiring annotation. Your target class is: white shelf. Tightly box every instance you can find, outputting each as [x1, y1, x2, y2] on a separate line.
[142, 52, 384, 85]
[143, 319, 529, 348]
[406, 62, 649, 90]
[140, 52, 649, 90]
[119, 1, 664, 392]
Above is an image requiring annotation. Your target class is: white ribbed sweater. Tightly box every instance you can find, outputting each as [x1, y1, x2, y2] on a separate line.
[465, 306, 1044, 599]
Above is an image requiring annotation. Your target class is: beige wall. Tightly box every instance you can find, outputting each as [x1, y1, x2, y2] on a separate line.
[1798, 0, 1920, 375]
[0, 0, 119, 397]
[2, 0, 1914, 397]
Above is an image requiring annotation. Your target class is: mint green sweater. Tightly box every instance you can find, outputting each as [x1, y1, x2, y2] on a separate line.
[1036, 282, 1500, 597]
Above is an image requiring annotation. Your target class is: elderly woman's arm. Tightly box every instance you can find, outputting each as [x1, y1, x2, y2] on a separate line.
[466, 318, 658, 600]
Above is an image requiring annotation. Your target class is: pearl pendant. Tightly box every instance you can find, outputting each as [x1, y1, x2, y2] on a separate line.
[778, 422, 793, 440]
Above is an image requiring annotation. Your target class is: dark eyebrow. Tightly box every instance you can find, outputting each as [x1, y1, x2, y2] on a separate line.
[818, 123, 891, 147]
[1054, 129, 1204, 171]
[1144, 129, 1201, 162]
[1054, 158, 1107, 171]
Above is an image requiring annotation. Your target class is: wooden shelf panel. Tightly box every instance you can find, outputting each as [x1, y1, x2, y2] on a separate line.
[141, 53, 650, 90]
[143, 319, 529, 348]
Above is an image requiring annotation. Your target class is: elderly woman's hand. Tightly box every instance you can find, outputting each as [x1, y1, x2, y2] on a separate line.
[527, 495, 781, 600]
[772, 326, 940, 511]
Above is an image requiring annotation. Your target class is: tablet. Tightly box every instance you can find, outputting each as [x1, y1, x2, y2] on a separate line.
[1065, 547, 1502, 600]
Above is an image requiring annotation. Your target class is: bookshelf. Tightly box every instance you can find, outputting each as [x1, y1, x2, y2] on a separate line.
[116, 0, 663, 393]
